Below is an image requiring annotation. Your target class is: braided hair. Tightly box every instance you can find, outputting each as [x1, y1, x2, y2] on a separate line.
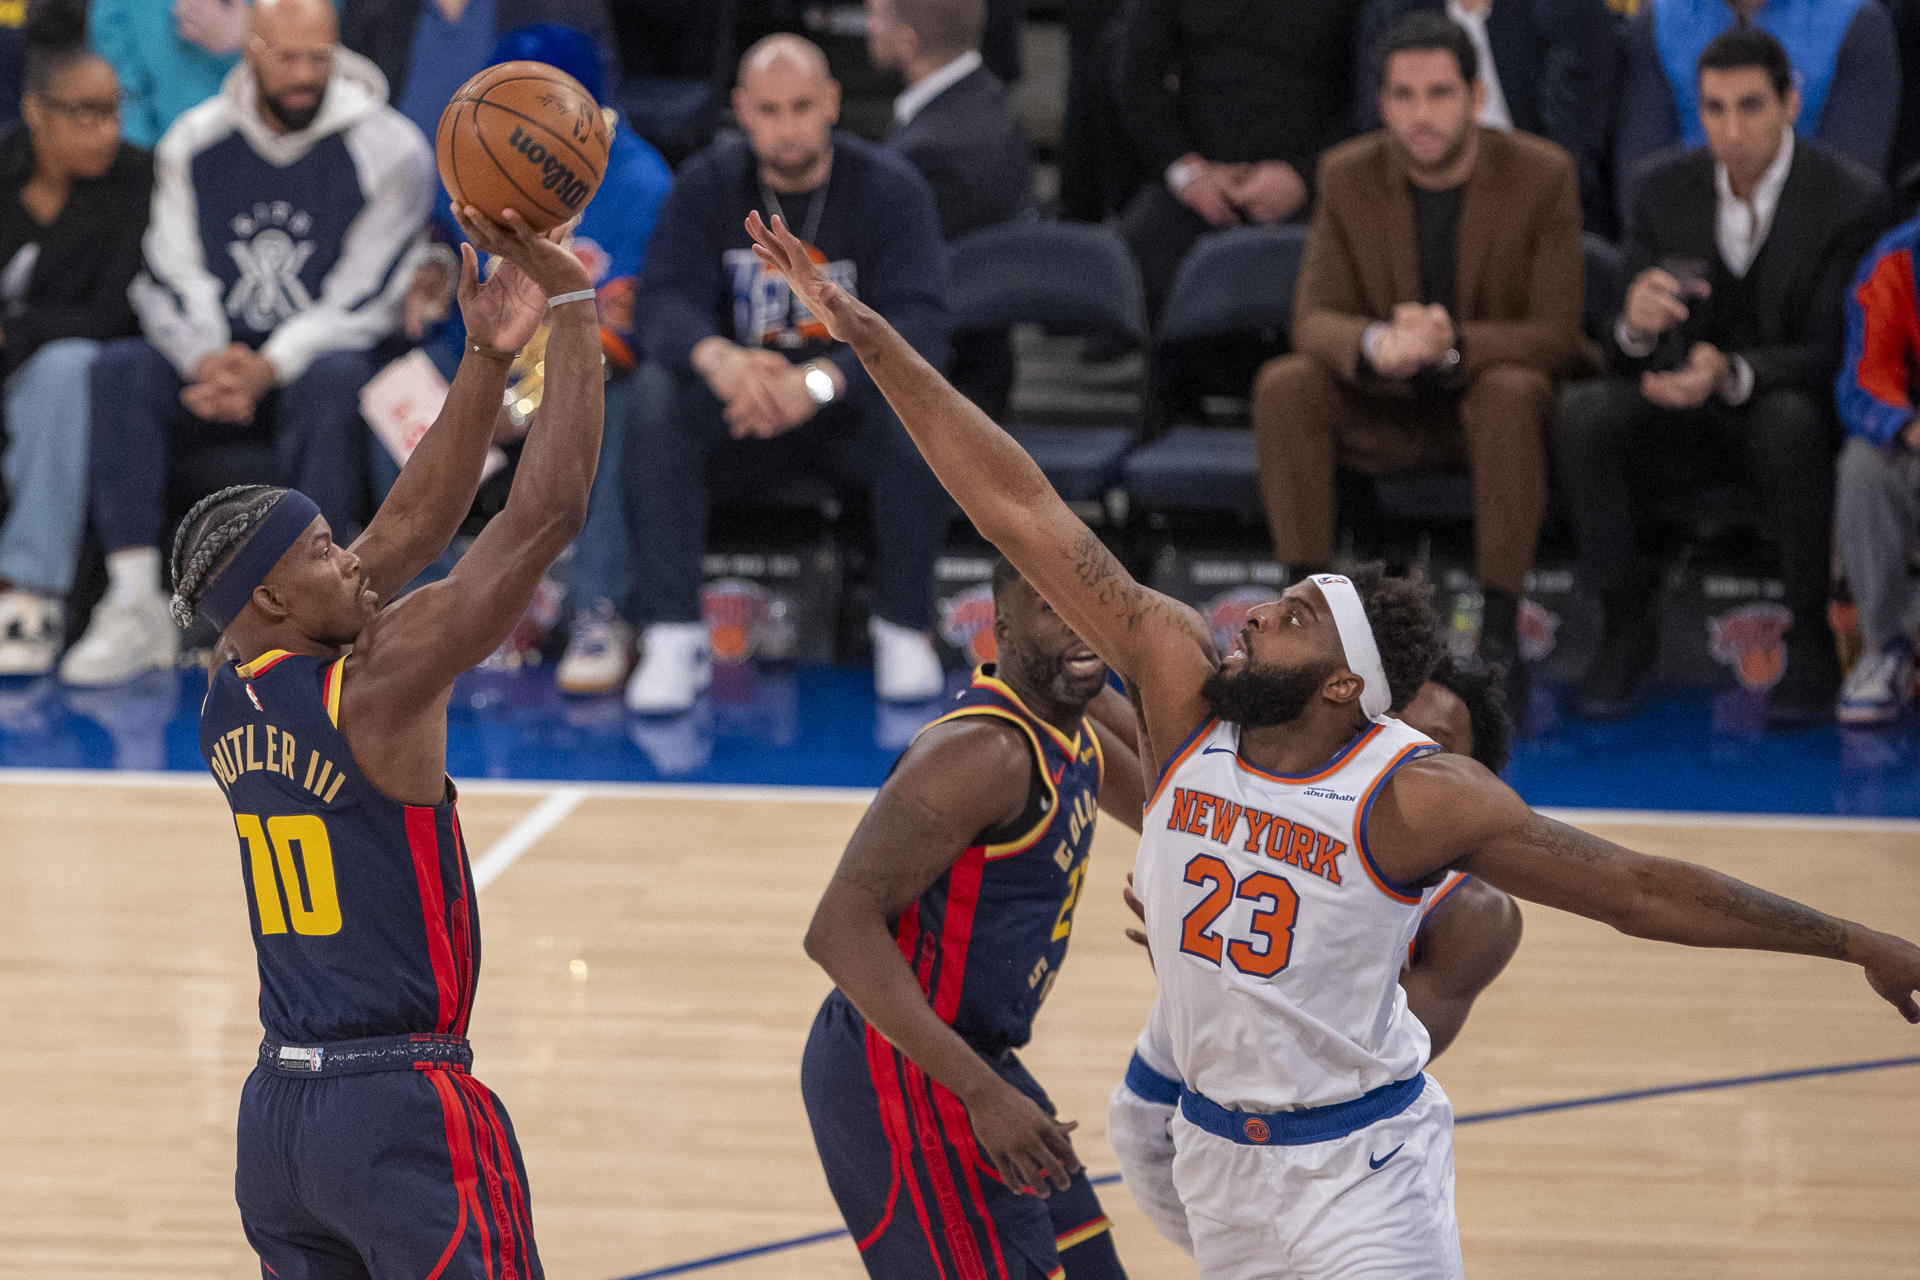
[168, 485, 289, 629]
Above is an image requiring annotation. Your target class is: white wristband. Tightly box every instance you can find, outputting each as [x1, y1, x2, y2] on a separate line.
[548, 289, 596, 308]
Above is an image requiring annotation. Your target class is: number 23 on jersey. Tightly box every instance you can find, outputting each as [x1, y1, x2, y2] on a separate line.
[1180, 854, 1300, 978]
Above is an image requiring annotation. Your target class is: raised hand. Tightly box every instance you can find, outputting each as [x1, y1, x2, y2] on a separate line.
[452, 205, 593, 355]
[746, 211, 875, 347]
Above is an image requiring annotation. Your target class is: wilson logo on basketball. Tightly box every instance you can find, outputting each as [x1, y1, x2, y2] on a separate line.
[939, 585, 998, 664]
[1242, 1117, 1270, 1143]
[1708, 602, 1793, 690]
[702, 579, 771, 666]
[507, 126, 591, 211]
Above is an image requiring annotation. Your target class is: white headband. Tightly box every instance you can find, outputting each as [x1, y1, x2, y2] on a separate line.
[1310, 574, 1391, 721]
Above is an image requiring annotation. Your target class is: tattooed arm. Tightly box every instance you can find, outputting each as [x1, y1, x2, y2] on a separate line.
[745, 212, 1216, 770]
[1366, 753, 1920, 1022]
[804, 719, 1084, 1193]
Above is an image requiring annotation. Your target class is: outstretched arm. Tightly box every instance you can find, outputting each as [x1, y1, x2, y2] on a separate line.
[339, 217, 601, 802]
[351, 208, 567, 600]
[805, 721, 1083, 1195]
[1369, 754, 1920, 1023]
[745, 212, 1217, 773]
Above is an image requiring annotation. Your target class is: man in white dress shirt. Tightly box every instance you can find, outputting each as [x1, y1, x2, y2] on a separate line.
[1552, 26, 1887, 728]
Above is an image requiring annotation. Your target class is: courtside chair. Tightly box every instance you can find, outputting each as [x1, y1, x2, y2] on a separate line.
[1122, 224, 1306, 519]
[947, 220, 1148, 512]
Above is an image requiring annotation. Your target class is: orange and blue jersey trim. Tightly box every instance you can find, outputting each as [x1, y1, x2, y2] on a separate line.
[1233, 721, 1384, 788]
[1410, 873, 1473, 961]
[1148, 717, 1217, 810]
[1354, 742, 1442, 905]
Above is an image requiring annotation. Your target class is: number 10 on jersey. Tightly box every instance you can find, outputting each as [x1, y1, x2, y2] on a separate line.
[1179, 853, 1300, 977]
[238, 813, 343, 936]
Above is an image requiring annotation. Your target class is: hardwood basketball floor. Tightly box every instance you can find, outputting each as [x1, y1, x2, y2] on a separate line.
[4, 775, 1916, 1279]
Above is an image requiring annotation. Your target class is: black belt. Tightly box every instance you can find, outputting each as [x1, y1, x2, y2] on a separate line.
[258, 1032, 472, 1077]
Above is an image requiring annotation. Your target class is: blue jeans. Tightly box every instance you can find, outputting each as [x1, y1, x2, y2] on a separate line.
[566, 370, 633, 611]
[623, 361, 951, 630]
[89, 337, 376, 551]
[0, 338, 102, 593]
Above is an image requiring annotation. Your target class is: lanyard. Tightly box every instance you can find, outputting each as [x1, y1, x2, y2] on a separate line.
[760, 170, 830, 250]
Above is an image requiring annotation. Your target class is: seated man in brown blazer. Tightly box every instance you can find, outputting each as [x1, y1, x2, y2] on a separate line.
[1252, 10, 1584, 719]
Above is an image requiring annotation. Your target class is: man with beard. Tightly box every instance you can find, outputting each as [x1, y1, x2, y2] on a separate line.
[1103, 651, 1523, 1256]
[1250, 11, 1585, 718]
[63, 0, 431, 686]
[802, 556, 1134, 1279]
[621, 34, 951, 715]
[746, 206, 1920, 1280]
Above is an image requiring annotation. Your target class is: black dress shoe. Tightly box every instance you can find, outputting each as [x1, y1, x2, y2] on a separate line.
[1572, 598, 1660, 722]
[1765, 624, 1842, 730]
[1476, 623, 1531, 737]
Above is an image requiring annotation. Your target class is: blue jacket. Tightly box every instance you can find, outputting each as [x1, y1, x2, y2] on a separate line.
[1837, 214, 1920, 446]
[638, 131, 951, 395]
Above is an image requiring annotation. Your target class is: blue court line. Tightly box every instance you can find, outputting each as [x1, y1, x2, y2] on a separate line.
[609, 1054, 1920, 1280]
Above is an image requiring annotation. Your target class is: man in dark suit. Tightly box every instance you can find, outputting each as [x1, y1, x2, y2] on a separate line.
[1554, 26, 1887, 727]
[868, 0, 1034, 416]
[1355, 0, 1619, 231]
[1253, 12, 1587, 719]
[1114, 0, 1365, 319]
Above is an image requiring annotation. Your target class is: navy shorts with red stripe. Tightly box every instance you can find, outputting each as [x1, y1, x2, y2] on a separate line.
[236, 1064, 541, 1280]
[802, 990, 1114, 1280]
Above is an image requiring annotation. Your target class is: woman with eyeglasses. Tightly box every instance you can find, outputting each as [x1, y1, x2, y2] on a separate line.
[0, 0, 151, 676]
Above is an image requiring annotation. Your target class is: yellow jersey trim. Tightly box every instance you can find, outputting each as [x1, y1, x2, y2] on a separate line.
[969, 667, 1084, 758]
[920, 705, 1060, 860]
[323, 656, 346, 728]
[234, 648, 293, 679]
[1054, 1217, 1113, 1252]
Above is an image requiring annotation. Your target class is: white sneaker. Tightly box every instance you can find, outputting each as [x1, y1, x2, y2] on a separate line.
[0, 590, 62, 676]
[625, 621, 712, 714]
[870, 616, 944, 703]
[556, 605, 633, 696]
[58, 590, 179, 686]
[1836, 641, 1915, 726]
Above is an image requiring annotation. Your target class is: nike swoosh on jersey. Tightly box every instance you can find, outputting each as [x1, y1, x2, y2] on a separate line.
[1368, 1143, 1405, 1170]
[1200, 745, 1237, 757]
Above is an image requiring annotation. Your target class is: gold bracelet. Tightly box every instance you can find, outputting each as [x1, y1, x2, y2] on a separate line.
[468, 341, 516, 362]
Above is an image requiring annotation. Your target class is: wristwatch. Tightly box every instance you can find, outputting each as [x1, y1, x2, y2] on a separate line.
[803, 360, 838, 406]
[1167, 158, 1202, 194]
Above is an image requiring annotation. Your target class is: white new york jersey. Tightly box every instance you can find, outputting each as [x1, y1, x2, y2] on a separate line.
[1136, 715, 1442, 1112]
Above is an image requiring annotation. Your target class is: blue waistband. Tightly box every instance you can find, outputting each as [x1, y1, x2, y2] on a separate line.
[1125, 1051, 1183, 1107]
[1178, 1073, 1426, 1146]
[258, 1033, 472, 1077]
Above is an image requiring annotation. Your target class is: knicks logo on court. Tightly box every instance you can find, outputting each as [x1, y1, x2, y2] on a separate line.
[1709, 603, 1792, 690]
[938, 585, 997, 664]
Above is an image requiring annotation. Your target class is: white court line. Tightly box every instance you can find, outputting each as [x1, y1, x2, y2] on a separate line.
[2, 767, 1918, 833]
[470, 787, 588, 890]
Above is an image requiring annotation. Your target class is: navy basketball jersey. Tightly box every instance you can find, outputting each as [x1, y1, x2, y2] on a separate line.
[893, 666, 1106, 1055]
[200, 650, 478, 1045]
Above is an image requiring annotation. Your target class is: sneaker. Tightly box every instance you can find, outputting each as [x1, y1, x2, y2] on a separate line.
[58, 590, 178, 686]
[625, 621, 711, 714]
[1836, 639, 1915, 726]
[870, 616, 944, 703]
[0, 590, 62, 676]
[556, 605, 633, 696]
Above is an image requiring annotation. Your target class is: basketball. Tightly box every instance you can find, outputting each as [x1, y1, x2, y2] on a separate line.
[435, 60, 611, 233]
